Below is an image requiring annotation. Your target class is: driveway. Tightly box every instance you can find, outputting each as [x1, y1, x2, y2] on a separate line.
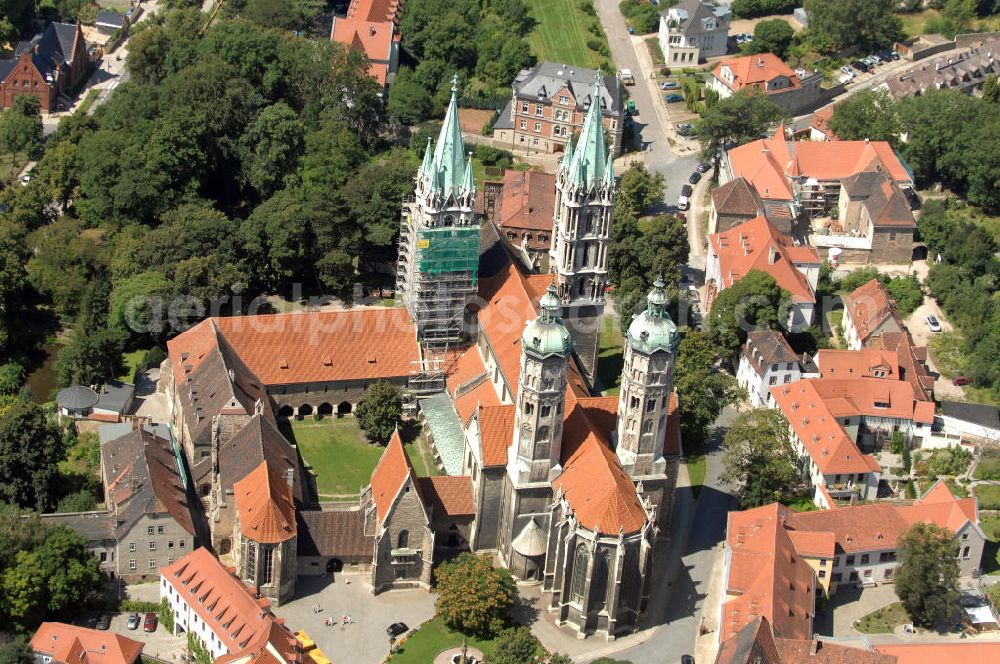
[272, 573, 436, 664]
[904, 296, 966, 400]
[77, 607, 186, 661]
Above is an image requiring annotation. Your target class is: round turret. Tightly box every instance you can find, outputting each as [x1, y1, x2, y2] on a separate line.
[522, 284, 573, 358]
[627, 276, 679, 355]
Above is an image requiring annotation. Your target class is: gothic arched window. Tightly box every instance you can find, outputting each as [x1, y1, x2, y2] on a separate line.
[397, 530, 409, 549]
[442, 215, 455, 227]
[570, 544, 589, 604]
[641, 419, 653, 435]
[591, 550, 610, 611]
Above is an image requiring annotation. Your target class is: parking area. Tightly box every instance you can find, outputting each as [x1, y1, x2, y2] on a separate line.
[76, 609, 186, 660]
[272, 573, 436, 664]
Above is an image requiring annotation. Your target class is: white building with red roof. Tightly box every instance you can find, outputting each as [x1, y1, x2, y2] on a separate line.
[706, 215, 821, 329]
[708, 53, 827, 115]
[329, 0, 401, 91]
[31, 623, 143, 664]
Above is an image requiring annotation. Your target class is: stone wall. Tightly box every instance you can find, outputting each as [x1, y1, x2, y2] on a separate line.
[370, 478, 434, 593]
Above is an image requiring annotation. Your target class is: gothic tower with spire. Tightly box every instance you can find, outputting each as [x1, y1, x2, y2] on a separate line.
[549, 72, 616, 385]
[397, 75, 480, 348]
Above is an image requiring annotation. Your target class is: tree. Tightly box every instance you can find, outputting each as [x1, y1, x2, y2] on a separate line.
[673, 330, 744, 445]
[56, 490, 97, 513]
[0, 399, 65, 512]
[927, 0, 976, 38]
[239, 102, 305, 198]
[721, 409, 802, 508]
[484, 627, 539, 664]
[827, 89, 901, 146]
[884, 276, 923, 317]
[983, 74, 1000, 104]
[387, 67, 434, 124]
[750, 19, 795, 59]
[803, 0, 901, 53]
[54, 325, 126, 387]
[0, 95, 43, 176]
[126, 24, 173, 85]
[355, 380, 402, 444]
[0, 637, 31, 664]
[697, 89, 786, 160]
[895, 522, 960, 628]
[616, 162, 664, 218]
[435, 553, 515, 638]
[704, 270, 792, 365]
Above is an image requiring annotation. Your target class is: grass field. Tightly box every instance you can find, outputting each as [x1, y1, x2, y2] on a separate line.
[855, 602, 909, 634]
[280, 418, 388, 498]
[116, 348, 150, 383]
[975, 453, 1000, 481]
[784, 497, 817, 512]
[385, 617, 497, 664]
[597, 314, 624, 396]
[686, 446, 707, 498]
[976, 484, 1000, 511]
[524, 0, 605, 69]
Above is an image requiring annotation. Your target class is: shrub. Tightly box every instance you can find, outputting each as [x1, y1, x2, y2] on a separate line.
[586, 38, 603, 51]
[579, 0, 596, 15]
[143, 346, 166, 370]
[927, 446, 972, 477]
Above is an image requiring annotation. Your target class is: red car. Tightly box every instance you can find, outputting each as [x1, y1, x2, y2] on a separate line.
[952, 375, 973, 386]
[143, 612, 158, 633]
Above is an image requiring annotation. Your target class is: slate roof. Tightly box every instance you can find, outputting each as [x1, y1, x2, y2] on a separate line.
[219, 414, 303, 503]
[39, 510, 115, 543]
[56, 385, 99, 410]
[12, 22, 80, 81]
[883, 37, 1000, 100]
[296, 509, 373, 559]
[95, 10, 127, 28]
[713, 177, 765, 218]
[668, 0, 724, 36]
[743, 330, 800, 378]
[841, 172, 915, 229]
[512, 62, 621, 115]
[940, 401, 1000, 429]
[93, 380, 134, 414]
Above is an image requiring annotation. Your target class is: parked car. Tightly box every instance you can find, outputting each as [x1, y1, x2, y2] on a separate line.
[735, 34, 745, 44]
[677, 122, 693, 131]
[680, 184, 693, 197]
[387, 623, 409, 638]
[682, 655, 695, 664]
[688, 171, 701, 184]
[661, 81, 680, 90]
[852, 60, 870, 73]
[127, 613, 141, 630]
[743, 33, 753, 42]
[870, 54, 883, 65]
[19, 174, 31, 186]
[926, 315, 942, 333]
[840, 66, 855, 77]
[143, 613, 158, 633]
[890, 50, 901, 60]
[677, 195, 689, 210]
[95, 614, 111, 631]
[696, 161, 708, 173]
[952, 375, 973, 386]
[664, 93, 684, 103]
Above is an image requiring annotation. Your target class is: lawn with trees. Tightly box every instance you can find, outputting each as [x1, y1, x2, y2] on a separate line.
[355, 380, 404, 445]
[895, 522, 960, 629]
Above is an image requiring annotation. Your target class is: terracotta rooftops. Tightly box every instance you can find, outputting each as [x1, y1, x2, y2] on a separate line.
[446, 346, 500, 425]
[477, 403, 516, 467]
[161, 548, 298, 661]
[714, 53, 801, 94]
[168, 309, 419, 389]
[710, 216, 819, 304]
[30, 623, 143, 664]
[723, 504, 816, 643]
[842, 279, 902, 344]
[716, 616, 897, 664]
[369, 429, 419, 522]
[713, 176, 765, 218]
[495, 170, 557, 251]
[418, 475, 475, 517]
[809, 104, 838, 141]
[867, 332, 934, 402]
[234, 461, 297, 544]
[874, 642, 1000, 664]
[329, 0, 402, 83]
[815, 348, 900, 381]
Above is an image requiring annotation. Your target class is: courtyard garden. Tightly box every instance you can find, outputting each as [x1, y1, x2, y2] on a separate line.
[855, 602, 910, 634]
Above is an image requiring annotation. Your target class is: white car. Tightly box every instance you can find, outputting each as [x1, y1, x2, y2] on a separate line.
[19, 174, 31, 186]
[926, 315, 942, 333]
[677, 195, 689, 210]
[840, 66, 855, 77]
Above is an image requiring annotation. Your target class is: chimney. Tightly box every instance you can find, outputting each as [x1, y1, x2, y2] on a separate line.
[768, 245, 777, 264]
[369, 25, 376, 36]
[810, 640, 819, 656]
[757, 57, 764, 68]
[285, 466, 294, 489]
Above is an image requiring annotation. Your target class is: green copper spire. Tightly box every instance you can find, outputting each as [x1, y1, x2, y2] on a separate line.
[603, 147, 615, 187]
[523, 283, 572, 358]
[560, 134, 575, 173]
[429, 74, 470, 196]
[419, 137, 433, 177]
[627, 275, 679, 354]
[567, 72, 608, 189]
[462, 152, 474, 192]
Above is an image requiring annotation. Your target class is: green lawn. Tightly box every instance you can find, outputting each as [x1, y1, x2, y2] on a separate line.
[117, 348, 150, 383]
[597, 314, 624, 396]
[896, 9, 940, 39]
[975, 454, 1000, 481]
[686, 443, 707, 498]
[855, 602, 910, 634]
[279, 418, 388, 498]
[784, 497, 818, 512]
[976, 484, 1000, 511]
[385, 617, 497, 663]
[524, 0, 605, 69]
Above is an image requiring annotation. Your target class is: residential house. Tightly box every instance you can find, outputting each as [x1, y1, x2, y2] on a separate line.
[881, 37, 1000, 100]
[493, 62, 624, 155]
[657, 0, 730, 66]
[736, 330, 810, 408]
[823, 171, 917, 264]
[30, 624, 142, 664]
[706, 215, 821, 330]
[816, 344, 933, 404]
[94, 10, 128, 35]
[715, 616, 897, 664]
[160, 547, 303, 664]
[710, 176, 767, 234]
[492, 169, 557, 272]
[770, 377, 934, 503]
[330, 0, 402, 92]
[841, 278, 904, 350]
[808, 104, 837, 142]
[0, 22, 89, 111]
[708, 53, 828, 115]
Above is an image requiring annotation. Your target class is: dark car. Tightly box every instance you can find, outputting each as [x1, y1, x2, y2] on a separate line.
[664, 93, 684, 103]
[386, 622, 409, 638]
[682, 656, 695, 664]
[680, 184, 693, 197]
[127, 613, 141, 630]
[95, 614, 111, 631]
[696, 162, 708, 173]
[953, 375, 973, 386]
[143, 612, 158, 633]
[688, 171, 701, 184]
[852, 60, 870, 72]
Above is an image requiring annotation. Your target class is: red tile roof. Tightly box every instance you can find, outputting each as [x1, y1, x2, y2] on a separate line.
[495, 170, 557, 251]
[714, 54, 802, 94]
[867, 331, 934, 402]
[775, 637, 897, 663]
[842, 279, 901, 345]
[724, 504, 816, 642]
[709, 216, 819, 304]
[31, 624, 143, 664]
[874, 642, 1000, 664]
[446, 346, 500, 424]
[816, 349, 901, 381]
[809, 104, 838, 141]
[234, 461, 297, 544]
[169, 309, 419, 388]
[478, 403, 515, 467]
[161, 548, 299, 662]
[418, 475, 475, 516]
[369, 429, 418, 522]
[330, 0, 401, 83]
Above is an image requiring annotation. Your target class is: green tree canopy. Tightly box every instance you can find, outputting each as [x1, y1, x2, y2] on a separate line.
[435, 552, 515, 638]
[827, 89, 901, 146]
[239, 102, 306, 198]
[616, 162, 665, 219]
[750, 19, 795, 59]
[803, 0, 901, 53]
[704, 270, 792, 365]
[674, 330, 744, 445]
[697, 89, 786, 160]
[387, 67, 435, 125]
[483, 626, 540, 664]
[0, 399, 65, 512]
[0, 95, 43, 176]
[355, 381, 403, 444]
[721, 409, 803, 508]
[895, 522, 960, 628]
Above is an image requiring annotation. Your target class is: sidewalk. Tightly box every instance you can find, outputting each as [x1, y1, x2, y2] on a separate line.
[693, 544, 726, 664]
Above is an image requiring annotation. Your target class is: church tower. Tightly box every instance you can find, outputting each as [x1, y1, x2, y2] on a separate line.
[615, 276, 679, 483]
[397, 75, 480, 348]
[548, 73, 615, 386]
